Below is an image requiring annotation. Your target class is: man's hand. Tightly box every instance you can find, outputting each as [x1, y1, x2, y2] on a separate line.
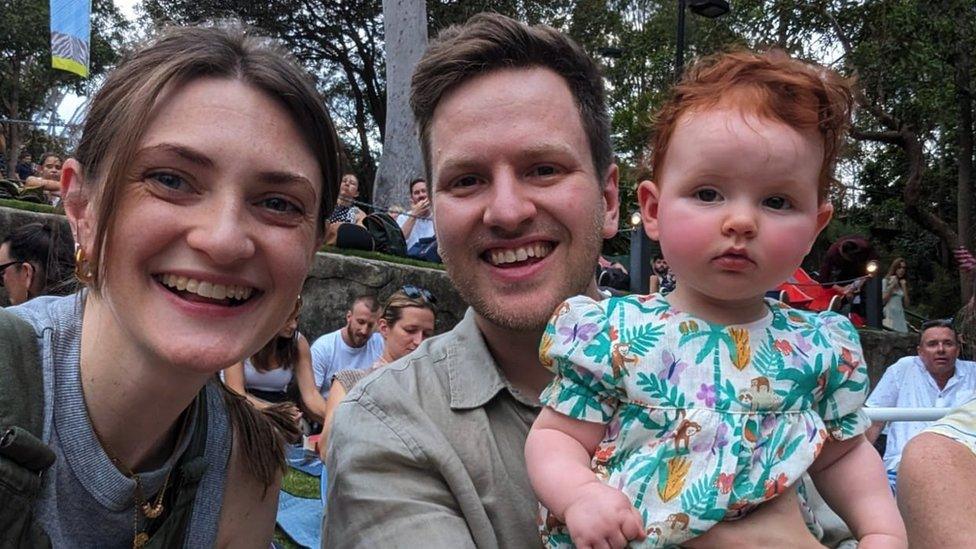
[683, 487, 824, 549]
[562, 481, 645, 549]
[410, 198, 431, 217]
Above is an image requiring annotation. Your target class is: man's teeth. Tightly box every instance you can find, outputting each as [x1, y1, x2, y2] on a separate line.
[488, 243, 552, 266]
[158, 274, 254, 301]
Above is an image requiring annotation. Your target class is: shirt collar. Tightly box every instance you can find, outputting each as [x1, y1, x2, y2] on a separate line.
[446, 308, 541, 410]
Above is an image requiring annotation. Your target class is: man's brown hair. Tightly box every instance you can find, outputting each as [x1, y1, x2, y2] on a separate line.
[648, 49, 854, 201]
[410, 12, 612, 185]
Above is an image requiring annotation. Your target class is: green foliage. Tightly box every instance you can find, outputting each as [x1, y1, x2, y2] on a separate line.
[0, 198, 58, 214]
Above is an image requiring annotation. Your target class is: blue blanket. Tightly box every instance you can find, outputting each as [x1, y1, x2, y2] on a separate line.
[286, 444, 323, 477]
[277, 491, 323, 549]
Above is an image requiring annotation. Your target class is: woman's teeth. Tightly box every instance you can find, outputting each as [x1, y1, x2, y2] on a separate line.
[488, 242, 552, 266]
[158, 274, 254, 301]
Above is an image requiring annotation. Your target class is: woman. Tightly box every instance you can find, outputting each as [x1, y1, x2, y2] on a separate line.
[223, 297, 328, 424]
[0, 221, 75, 305]
[23, 152, 63, 203]
[3, 22, 340, 547]
[883, 257, 910, 332]
[318, 286, 436, 459]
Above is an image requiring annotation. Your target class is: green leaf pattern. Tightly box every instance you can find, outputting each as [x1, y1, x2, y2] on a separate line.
[538, 294, 871, 548]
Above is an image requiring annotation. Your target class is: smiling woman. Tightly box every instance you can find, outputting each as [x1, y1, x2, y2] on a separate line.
[1, 22, 340, 548]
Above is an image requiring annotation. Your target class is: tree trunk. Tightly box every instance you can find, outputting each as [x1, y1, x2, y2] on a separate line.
[373, 0, 428, 210]
[955, 16, 975, 301]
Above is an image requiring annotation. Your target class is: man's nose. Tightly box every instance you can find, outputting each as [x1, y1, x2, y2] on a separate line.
[482, 172, 537, 233]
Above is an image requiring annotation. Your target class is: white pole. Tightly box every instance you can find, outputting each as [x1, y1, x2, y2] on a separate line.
[863, 407, 950, 422]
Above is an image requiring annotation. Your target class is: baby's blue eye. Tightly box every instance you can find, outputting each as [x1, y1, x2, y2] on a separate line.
[764, 196, 792, 210]
[695, 189, 720, 202]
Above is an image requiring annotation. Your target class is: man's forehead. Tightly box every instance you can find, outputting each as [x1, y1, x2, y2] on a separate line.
[921, 326, 957, 343]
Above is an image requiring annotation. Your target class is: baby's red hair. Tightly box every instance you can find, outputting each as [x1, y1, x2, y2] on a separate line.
[649, 49, 855, 201]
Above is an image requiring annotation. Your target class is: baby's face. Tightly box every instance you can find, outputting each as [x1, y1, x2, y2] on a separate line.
[640, 107, 832, 315]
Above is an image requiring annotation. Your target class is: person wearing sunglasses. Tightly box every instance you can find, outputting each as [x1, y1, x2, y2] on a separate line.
[1, 222, 74, 305]
[318, 286, 436, 462]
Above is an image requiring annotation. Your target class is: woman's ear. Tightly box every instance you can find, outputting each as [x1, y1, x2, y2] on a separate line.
[377, 318, 390, 338]
[61, 159, 94, 253]
[637, 180, 662, 241]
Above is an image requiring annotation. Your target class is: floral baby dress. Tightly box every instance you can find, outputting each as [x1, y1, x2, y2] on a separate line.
[538, 293, 870, 548]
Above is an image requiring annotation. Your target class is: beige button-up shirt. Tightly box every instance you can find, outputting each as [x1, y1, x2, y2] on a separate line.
[324, 308, 543, 548]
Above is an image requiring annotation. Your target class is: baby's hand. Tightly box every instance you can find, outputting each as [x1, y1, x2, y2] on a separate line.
[563, 481, 646, 549]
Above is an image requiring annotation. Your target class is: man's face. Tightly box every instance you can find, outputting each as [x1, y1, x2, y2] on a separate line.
[345, 301, 378, 348]
[428, 67, 619, 332]
[653, 258, 669, 275]
[918, 326, 959, 377]
[410, 180, 428, 205]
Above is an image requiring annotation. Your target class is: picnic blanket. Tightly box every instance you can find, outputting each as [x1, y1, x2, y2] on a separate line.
[277, 491, 322, 549]
[286, 443, 323, 477]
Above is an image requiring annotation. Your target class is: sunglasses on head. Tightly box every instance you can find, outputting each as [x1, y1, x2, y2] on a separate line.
[401, 284, 437, 305]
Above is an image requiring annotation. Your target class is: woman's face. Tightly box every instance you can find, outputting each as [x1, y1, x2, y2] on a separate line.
[0, 242, 33, 305]
[40, 155, 62, 181]
[379, 306, 435, 362]
[69, 78, 323, 372]
[896, 263, 907, 277]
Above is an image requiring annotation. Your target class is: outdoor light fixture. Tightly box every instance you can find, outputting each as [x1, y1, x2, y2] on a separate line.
[630, 212, 642, 227]
[865, 260, 879, 276]
[687, 0, 731, 18]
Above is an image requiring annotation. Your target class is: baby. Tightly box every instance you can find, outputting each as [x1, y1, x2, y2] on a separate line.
[525, 50, 906, 548]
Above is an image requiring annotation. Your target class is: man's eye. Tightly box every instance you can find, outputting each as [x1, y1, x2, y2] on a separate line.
[530, 165, 558, 177]
[764, 196, 792, 210]
[453, 176, 479, 188]
[148, 172, 187, 191]
[695, 189, 720, 202]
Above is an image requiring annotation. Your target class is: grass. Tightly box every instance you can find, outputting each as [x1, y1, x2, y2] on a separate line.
[273, 468, 321, 548]
[320, 245, 445, 270]
[0, 198, 60, 214]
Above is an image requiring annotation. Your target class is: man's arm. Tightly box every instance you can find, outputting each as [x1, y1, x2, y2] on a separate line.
[898, 432, 976, 548]
[324, 399, 476, 549]
[865, 421, 886, 445]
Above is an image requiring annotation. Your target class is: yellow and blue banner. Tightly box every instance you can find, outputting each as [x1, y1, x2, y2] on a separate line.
[50, 0, 91, 77]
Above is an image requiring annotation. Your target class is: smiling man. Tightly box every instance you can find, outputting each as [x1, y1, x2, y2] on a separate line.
[324, 14, 820, 548]
[866, 319, 976, 492]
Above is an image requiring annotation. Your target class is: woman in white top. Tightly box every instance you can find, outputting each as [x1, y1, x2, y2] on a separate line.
[224, 297, 328, 423]
[883, 257, 910, 332]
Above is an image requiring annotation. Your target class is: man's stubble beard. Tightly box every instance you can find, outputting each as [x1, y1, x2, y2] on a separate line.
[441, 210, 606, 333]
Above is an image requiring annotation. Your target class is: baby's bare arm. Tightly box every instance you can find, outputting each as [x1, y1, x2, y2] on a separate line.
[809, 435, 907, 548]
[525, 408, 644, 548]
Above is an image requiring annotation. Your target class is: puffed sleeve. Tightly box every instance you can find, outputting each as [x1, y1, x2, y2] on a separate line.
[538, 295, 626, 423]
[816, 312, 871, 440]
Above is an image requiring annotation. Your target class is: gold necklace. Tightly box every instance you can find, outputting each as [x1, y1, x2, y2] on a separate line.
[89, 411, 189, 548]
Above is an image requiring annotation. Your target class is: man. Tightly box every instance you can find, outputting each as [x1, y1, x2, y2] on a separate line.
[310, 294, 383, 399]
[396, 177, 436, 259]
[14, 152, 33, 182]
[325, 13, 824, 548]
[866, 319, 976, 489]
[647, 253, 675, 294]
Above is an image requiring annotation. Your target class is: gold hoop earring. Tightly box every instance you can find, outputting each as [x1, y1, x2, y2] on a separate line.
[74, 245, 95, 284]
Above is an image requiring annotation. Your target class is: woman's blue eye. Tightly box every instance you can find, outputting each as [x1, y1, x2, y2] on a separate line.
[695, 189, 720, 202]
[764, 196, 791, 210]
[263, 197, 301, 213]
[149, 172, 186, 190]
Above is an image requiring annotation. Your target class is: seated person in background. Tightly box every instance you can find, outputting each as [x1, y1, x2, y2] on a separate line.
[865, 319, 976, 492]
[324, 173, 367, 245]
[310, 294, 384, 400]
[647, 253, 675, 294]
[818, 235, 877, 318]
[318, 286, 436, 460]
[1, 222, 75, 305]
[23, 152, 63, 202]
[897, 394, 976, 548]
[223, 297, 328, 425]
[14, 151, 33, 181]
[396, 178, 436, 258]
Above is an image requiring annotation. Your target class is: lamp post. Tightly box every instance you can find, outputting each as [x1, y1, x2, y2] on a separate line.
[630, 0, 730, 294]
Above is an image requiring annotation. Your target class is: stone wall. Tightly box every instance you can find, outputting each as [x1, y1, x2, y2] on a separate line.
[0, 205, 920, 383]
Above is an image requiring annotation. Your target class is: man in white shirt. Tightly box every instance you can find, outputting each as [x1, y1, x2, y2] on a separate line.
[310, 295, 384, 399]
[866, 319, 976, 490]
[396, 178, 436, 257]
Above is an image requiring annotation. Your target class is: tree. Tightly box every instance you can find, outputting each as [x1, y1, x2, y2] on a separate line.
[0, 0, 128, 176]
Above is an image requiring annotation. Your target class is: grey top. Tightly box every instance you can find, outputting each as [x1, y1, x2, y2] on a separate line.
[9, 294, 232, 548]
[324, 308, 543, 549]
[332, 368, 371, 393]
